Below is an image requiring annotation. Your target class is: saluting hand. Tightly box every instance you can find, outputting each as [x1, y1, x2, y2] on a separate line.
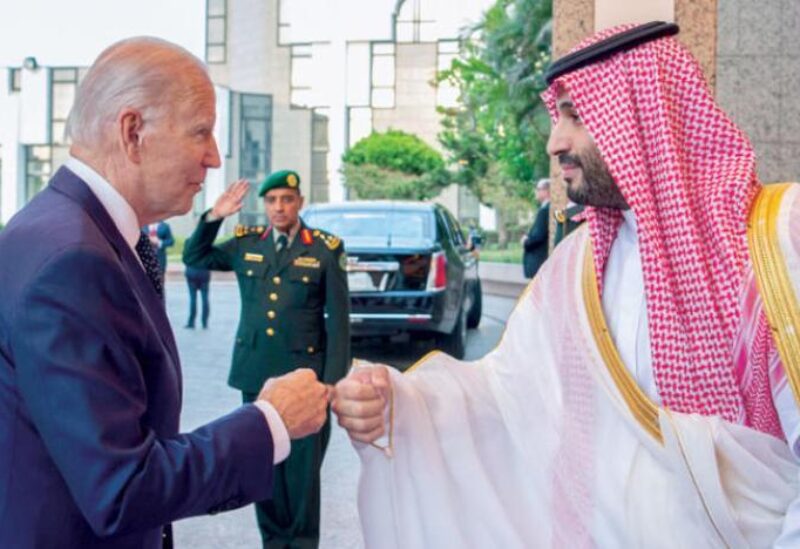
[210, 178, 250, 219]
[258, 369, 330, 439]
[332, 364, 391, 444]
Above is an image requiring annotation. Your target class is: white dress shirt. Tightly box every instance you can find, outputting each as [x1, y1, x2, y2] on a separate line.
[64, 156, 290, 464]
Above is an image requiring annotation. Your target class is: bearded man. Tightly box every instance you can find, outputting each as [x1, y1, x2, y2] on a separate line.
[332, 22, 800, 548]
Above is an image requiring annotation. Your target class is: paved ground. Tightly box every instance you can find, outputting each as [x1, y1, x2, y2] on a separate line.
[166, 278, 517, 548]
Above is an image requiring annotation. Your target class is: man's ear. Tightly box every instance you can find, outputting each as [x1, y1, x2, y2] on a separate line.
[119, 108, 144, 163]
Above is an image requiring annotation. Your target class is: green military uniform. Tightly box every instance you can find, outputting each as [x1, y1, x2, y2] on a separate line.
[183, 171, 350, 548]
[553, 203, 586, 247]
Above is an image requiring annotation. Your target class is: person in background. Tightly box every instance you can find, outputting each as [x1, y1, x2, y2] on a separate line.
[184, 265, 211, 329]
[142, 220, 174, 286]
[521, 178, 551, 278]
[184, 170, 350, 548]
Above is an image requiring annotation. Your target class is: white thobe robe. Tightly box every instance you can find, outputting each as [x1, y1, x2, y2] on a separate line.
[355, 194, 800, 548]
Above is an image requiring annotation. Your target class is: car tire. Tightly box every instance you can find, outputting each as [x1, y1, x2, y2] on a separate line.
[439, 303, 467, 359]
[466, 280, 482, 329]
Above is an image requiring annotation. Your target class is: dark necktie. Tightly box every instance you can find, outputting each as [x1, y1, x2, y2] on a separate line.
[276, 234, 289, 256]
[136, 232, 164, 297]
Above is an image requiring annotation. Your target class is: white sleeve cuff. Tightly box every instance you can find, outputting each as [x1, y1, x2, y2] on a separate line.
[253, 401, 291, 464]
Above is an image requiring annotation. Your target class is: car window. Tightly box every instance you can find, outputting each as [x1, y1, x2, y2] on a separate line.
[439, 209, 465, 247]
[304, 209, 434, 241]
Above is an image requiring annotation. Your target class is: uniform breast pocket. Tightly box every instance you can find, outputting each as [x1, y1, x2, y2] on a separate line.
[288, 267, 322, 304]
[236, 262, 268, 297]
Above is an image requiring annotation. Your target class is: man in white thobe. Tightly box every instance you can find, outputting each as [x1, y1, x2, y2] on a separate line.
[332, 22, 800, 548]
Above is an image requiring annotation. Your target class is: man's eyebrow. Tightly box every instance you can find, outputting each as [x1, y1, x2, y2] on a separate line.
[557, 100, 575, 110]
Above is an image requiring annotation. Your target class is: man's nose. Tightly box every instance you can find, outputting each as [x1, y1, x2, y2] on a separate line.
[206, 137, 222, 168]
[546, 119, 569, 158]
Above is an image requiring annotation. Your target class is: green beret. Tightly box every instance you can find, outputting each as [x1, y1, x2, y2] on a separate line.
[258, 169, 301, 197]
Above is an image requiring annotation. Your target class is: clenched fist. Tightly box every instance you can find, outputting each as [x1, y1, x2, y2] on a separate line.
[258, 369, 329, 439]
[332, 365, 391, 444]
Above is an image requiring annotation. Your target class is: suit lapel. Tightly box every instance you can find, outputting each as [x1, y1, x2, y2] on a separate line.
[49, 168, 181, 367]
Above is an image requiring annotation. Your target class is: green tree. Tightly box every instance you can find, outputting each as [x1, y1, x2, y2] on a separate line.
[437, 0, 552, 243]
[341, 130, 449, 200]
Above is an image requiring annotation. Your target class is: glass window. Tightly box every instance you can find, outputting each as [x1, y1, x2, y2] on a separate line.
[207, 18, 226, 44]
[25, 146, 52, 201]
[52, 68, 78, 82]
[239, 94, 272, 222]
[371, 56, 395, 87]
[50, 68, 78, 145]
[206, 45, 225, 64]
[9, 68, 21, 92]
[310, 110, 329, 204]
[207, 0, 225, 16]
[395, 0, 436, 43]
[304, 210, 434, 243]
[370, 43, 395, 109]
[206, 0, 227, 64]
[290, 45, 313, 108]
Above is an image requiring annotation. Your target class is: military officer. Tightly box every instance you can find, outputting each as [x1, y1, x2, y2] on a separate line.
[183, 169, 350, 548]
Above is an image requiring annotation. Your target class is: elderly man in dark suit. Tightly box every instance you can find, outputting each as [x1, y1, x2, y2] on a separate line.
[0, 37, 329, 548]
[522, 178, 551, 278]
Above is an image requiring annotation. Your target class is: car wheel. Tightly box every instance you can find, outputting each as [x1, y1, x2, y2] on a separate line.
[466, 280, 482, 329]
[439, 303, 467, 359]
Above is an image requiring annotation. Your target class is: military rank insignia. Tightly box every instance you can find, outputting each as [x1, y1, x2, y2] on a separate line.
[319, 233, 341, 250]
[235, 224, 267, 238]
[300, 229, 313, 245]
[555, 209, 566, 223]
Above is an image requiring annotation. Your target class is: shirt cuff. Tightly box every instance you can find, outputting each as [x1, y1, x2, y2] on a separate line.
[253, 401, 291, 464]
[204, 209, 222, 223]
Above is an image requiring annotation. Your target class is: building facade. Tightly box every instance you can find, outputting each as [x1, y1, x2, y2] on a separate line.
[0, 0, 495, 234]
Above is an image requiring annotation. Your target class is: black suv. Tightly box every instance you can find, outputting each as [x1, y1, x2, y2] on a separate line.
[302, 201, 482, 358]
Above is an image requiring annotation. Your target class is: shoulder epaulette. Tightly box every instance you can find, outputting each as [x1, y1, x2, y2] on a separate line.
[311, 228, 342, 251]
[234, 224, 267, 238]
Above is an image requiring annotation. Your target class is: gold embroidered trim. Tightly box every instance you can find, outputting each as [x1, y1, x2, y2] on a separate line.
[582, 242, 663, 443]
[748, 183, 800, 409]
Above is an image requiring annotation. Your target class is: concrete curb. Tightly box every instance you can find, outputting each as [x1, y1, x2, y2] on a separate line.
[167, 261, 529, 297]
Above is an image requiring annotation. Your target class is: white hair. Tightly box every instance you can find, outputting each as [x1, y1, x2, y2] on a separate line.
[536, 178, 550, 191]
[66, 36, 211, 148]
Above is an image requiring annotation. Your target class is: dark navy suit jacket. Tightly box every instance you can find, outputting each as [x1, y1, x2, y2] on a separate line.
[523, 202, 549, 279]
[0, 167, 274, 548]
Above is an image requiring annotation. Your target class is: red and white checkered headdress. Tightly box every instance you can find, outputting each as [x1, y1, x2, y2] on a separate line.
[543, 24, 762, 424]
